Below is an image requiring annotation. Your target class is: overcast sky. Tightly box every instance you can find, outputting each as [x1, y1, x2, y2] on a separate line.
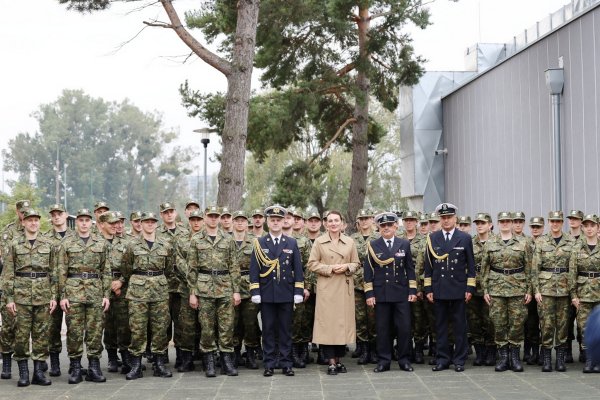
[0, 0, 571, 180]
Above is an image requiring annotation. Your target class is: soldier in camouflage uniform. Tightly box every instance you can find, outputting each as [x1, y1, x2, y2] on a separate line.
[220, 207, 234, 235]
[418, 213, 429, 236]
[428, 212, 441, 233]
[524, 216, 544, 365]
[43, 203, 75, 377]
[91, 201, 110, 235]
[3, 209, 56, 386]
[468, 213, 496, 366]
[350, 209, 379, 365]
[186, 205, 240, 377]
[126, 211, 143, 239]
[457, 216, 472, 234]
[481, 212, 532, 372]
[399, 211, 427, 364]
[121, 211, 175, 380]
[184, 200, 200, 218]
[57, 209, 111, 384]
[512, 211, 526, 237]
[566, 209, 584, 363]
[0, 199, 29, 380]
[569, 214, 600, 372]
[532, 211, 577, 372]
[251, 209, 266, 237]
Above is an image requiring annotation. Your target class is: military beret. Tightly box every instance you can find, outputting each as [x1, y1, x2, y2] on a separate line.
[376, 212, 398, 225]
[435, 203, 457, 216]
[356, 209, 374, 219]
[130, 211, 143, 221]
[16, 199, 31, 211]
[49, 203, 66, 213]
[548, 211, 564, 221]
[185, 200, 200, 210]
[188, 210, 204, 219]
[232, 210, 248, 220]
[140, 211, 159, 222]
[220, 207, 232, 217]
[251, 208, 264, 217]
[93, 201, 109, 212]
[473, 212, 492, 223]
[77, 209, 93, 218]
[529, 216, 545, 226]
[428, 212, 440, 222]
[497, 211, 512, 221]
[159, 202, 175, 212]
[512, 211, 526, 221]
[584, 305, 600, 364]
[306, 210, 321, 220]
[458, 215, 472, 224]
[582, 214, 599, 224]
[205, 205, 220, 216]
[114, 211, 126, 220]
[403, 210, 419, 220]
[265, 205, 287, 218]
[98, 211, 119, 224]
[567, 210, 584, 220]
[22, 209, 41, 219]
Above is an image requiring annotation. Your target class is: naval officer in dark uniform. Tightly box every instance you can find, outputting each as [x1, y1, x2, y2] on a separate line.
[364, 212, 417, 373]
[424, 203, 476, 372]
[249, 205, 305, 377]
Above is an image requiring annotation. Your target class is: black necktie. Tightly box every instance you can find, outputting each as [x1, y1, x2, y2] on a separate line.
[445, 232, 450, 242]
[386, 239, 392, 250]
[274, 237, 279, 246]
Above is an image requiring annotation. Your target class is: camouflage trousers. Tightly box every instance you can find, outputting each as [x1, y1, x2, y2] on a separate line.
[14, 304, 50, 361]
[489, 296, 526, 347]
[198, 297, 234, 353]
[48, 308, 64, 353]
[178, 294, 199, 352]
[467, 295, 494, 345]
[292, 296, 314, 344]
[234, 298, 261, 348]
[128, 300, 169, 357]
[103, 296, 131, 351]
[0, 298, 15, 353]
[168, 292, 182, 348]
[65, 302, 105, 358]
[538, 296, 570, 349]
[524, 299, 540, 345]
[576, 301, 600, 350]
[411, 298, 429, 343]
[355, 290, 376, 342]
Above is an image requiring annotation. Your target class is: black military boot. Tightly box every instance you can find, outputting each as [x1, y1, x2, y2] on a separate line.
[203, 352, 216, 377]
[485, 345, 497, 366]
[177, 350, 195, 372]
[126, 355, 143, 380]
[414, 341, 425, 364]
[302, 342, 313, 364]
[48, 351, 61, 377]
[555, 347, 566, 372]
[541, 348, 553, 372]
[527, 345, 539, 365]
[245, 347, 258, 369]
[357, 342, 370, 365]
[473, 344, 485, 366]
[17, 359, 29, 387]
[174, 347, 182, 370]
[579, 342, 586, 363]
[153, 354, 173, 378]
[119, 350, 131, 374]
[40, 360, 48, 372]
[428, 342, 438, 365]
[85, 358, 106, 382]
[31, 360, 51, 386]
[369, 342, 379, 364]
[68, 358, 83, 384]
[582, 351, 594, 373]
[352, 341, 363, 358]
[233, 345, 242, 368]
[523, 340, 531, 363]
[317, 346, 327, 365]
[107, 349, 119, 373]
[494, 346, 509, 372]
[510, 346, 523, 372]
[564, 340, 574, 363]
[293, 343, 305, 368]
[1, 353, 12, 379]
[220, 352, 238, 376]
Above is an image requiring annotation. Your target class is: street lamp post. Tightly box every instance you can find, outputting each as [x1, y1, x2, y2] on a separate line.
[64, 163, 68, 210]
[193, 128, 215, 210]
[55, 143, 60, 205]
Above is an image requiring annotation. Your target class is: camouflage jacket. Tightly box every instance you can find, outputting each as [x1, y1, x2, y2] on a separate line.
[472, 233, 495, 296]
[532, 233, 577, 297]
[174, 230, 203, 296]
[398, 232, 425, 292]
[233, 233, 256, 299]
[2, 235, 56, 305]
[102, 235, 128, 299]
[481, 234, 532, 297]
[292, 232, 315, 293]
[1, 220, 24, 261]
[351, 230, 380, 292]
[57, 234, 112, 303]
[157, 224, 190, 294]
[185, 230, 240, 299]
[569, 241, 600, 302]
[121, 236, 175, 302]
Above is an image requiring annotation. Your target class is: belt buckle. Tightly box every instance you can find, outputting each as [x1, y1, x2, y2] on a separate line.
[82, 272, 89, 279]
[212, 270, 219, 276]
[504, 269, 510, 276]
[29, 272, 36, 278]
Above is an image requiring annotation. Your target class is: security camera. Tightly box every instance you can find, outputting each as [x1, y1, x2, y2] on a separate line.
[434, 148, 448, 156]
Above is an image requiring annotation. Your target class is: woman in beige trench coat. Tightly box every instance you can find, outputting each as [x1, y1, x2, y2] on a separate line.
[308, 210, 360, 375]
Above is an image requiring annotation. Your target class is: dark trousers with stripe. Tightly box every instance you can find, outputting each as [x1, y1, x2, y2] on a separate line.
[375, 301, 412, 366]
[434, 299, 468, 366]
[260, 302, 293, 369]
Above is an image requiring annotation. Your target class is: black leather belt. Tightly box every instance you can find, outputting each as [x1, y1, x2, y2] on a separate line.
[578, 271, 600, 278]
[68, 273, 100, 279]
[240, 271, 250, 276]
[475, 264, 481, 273]
[108, 271, 122, 277]
[490, 266, 525, 275]
[133, 270, 164, 276]
[542, 267, 568, 274]
[16, 272, 48, 278]
[199, 270, 229, 276]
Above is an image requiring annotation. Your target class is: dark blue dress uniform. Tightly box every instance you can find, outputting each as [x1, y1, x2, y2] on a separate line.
[424, 218, 476, 370]
[364, 236, 417, 369]
[250, 233, 304, 370]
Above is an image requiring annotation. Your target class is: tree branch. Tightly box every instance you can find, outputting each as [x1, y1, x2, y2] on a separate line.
[371, 55, 391, 71]
[308, 117, 356, 166]
[369, 11, 393, 20]
[337, 62, 355, 77]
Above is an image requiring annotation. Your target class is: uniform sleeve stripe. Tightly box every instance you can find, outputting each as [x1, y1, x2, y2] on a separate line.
[249, 283, 260, 290]
[363, 282, 373, 292]
[467, 278, 476, 287]
[294, 282, 304, 289]
[409, 280, 417, 289]
[424, 277, 432, 287]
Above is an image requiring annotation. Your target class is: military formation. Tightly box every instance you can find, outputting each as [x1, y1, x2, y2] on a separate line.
[0, 199, 599, 387]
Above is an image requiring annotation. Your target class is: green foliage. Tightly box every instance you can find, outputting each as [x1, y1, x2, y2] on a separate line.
[57, 0, 111, 12]
[0, 182, 50, 232]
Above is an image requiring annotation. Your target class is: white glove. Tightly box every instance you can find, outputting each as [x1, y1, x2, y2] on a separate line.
[294, 295, 303, 304]
[251, 295, 261, 304]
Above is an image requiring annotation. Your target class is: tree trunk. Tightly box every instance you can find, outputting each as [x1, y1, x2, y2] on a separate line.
[216, 0, 260, 209]
[346, 6, 370, 231]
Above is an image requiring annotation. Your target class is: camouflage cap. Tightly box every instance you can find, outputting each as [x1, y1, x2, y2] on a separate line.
[98, 211, 119, 224]
[497, 211, 512, 221]
[114, 211, 126, 220]
[512, 211, 526, 221]
[265, 204, 287, 218]
[185, 200, 200, 210]
[473, 212, 492, 223]
[356, 209, 374, 219]
[529, 216, 545, 227]
[458, 215, 472, 224]
[306, 210, 321, 220]
[402, 210, 419, 220]
[130, 211, 143, 221]
[419, 213, 429, 223]
[188, 210, 204, 219]
[22, 208, 41, 219]
[232, 210, 248, 220]
[76, 208, 93, 218]
[251, 208, 264, 217]
[48, 203, 66, 213]
[16, 199, 31, 211]
[205, 205, 220, 216]
[93, 201, 110, 212]
[220, 207, 232, 216]
[140, 211, 159, 222]
[567, 210, 584, 220]
[582, 214, 599, 224]
[159, 202, 175, 212]
[428, 212, 440, 222]
[376, 212, 398, 225]
[290, 208, 305, 219]
[435, 203, 457, 216]
[548, 211, 564, 221]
